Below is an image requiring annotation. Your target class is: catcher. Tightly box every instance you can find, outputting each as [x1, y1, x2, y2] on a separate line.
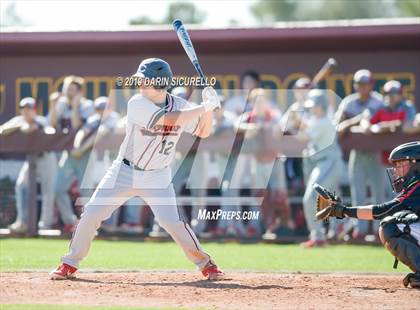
[315, 141, 419, 288]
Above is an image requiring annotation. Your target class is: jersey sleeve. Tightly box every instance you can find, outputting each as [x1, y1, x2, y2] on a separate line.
[182, 100, 201, 135]
[396, 181, 420, 211]
[306, 118, 331, 141]
[34, 116, 48, 129]
[371, 199, 407, 220]
[102, 112, 121, 132]
[369, 109, 382, 124]
[81, 115, 101, 136]
[1, 116, 23, 128]
[80, 99, 95, 122]
[335, 97, 350, 121]
[127, 95, 165, 130]
[404, 102, 417, 123]
[371, 182, 420, 219]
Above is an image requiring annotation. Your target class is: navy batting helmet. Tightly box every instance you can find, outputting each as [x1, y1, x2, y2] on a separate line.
[133, 58, 173, 88]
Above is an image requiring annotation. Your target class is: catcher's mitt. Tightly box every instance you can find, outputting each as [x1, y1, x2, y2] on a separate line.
[313, 183, 344, 221]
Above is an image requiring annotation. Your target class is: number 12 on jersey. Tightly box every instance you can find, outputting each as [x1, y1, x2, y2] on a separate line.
[159, 139, 175, 155]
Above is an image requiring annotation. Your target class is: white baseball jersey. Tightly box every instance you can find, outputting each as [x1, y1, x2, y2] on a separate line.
[304, 115, 342, 161]
[118, 93, 200, 170]
[335, 91, 384, 121]
[3, 115, 49, 129]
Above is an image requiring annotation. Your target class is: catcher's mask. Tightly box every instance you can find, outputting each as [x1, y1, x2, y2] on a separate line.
[387, 141, 420, 193]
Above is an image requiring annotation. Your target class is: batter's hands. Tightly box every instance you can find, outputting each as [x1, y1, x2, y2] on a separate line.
[201, 86, 221, 112]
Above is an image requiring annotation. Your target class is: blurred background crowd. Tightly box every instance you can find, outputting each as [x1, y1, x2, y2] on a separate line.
[1, 70, 419, 247]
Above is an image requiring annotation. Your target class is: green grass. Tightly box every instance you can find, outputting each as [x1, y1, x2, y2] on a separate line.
[0, 238, 409, 273]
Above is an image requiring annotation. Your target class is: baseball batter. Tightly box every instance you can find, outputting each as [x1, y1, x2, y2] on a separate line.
[50, 58, 225, 281]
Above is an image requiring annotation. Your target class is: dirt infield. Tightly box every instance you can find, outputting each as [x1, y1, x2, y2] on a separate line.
[1, 271, 418, 309]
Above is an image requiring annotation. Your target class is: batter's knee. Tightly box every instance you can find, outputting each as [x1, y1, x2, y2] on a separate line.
[80, 204, 110, 225]
[156, 218, 183, 233]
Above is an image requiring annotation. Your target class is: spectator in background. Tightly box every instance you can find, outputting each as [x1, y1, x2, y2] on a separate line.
[336, 69, 385, 240]
[210, 96, 247, 237]
[245, 88, 291, 238]
[233, 88, 287, 238]
[0, 98, 57, 232]
[281, 77, 311, 135]
[54, 96, 120, 232]
[49, 75, 94, 131]
[280, 77, 312, 191]
[413, 113, 420, 132]
[364, 80, 417, 198]
[297, 90, 343, 247]
[224, 70, 260, 116]
[365, 80, 417, 163]
[48, 91, 61, 119]
[367, 80, 417, 135]
[219, 70, 261, 238]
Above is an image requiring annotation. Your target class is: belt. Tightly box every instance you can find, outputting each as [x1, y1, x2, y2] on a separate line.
[122, 158, 145, 171]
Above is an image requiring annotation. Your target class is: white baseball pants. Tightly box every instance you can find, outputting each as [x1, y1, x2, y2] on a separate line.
[61, 159, 211, 269]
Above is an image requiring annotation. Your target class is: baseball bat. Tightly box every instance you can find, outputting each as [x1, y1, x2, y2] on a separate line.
[172, 19, 207, 82]
[310, 58, 338, 88]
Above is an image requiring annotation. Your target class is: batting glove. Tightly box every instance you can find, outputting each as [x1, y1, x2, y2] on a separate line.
[202, 86, 221, 112]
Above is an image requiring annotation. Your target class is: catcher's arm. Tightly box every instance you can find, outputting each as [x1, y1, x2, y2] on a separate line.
[314, 183, 377, 221]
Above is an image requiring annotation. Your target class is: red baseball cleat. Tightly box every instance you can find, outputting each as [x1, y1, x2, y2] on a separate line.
[201, 260, 225, 281]
[50, 263, 77, 280]
[300, 239, 327, 248]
